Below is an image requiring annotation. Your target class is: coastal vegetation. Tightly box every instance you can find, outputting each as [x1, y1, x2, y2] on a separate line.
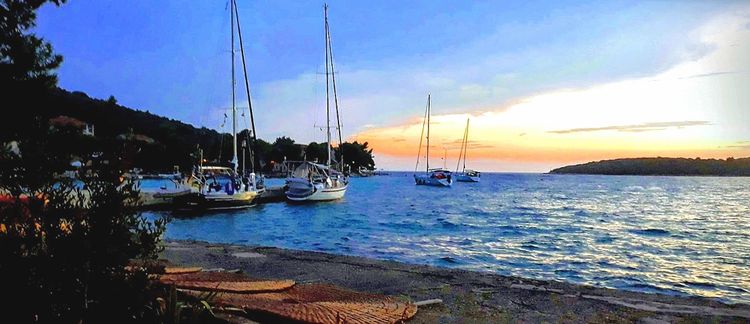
[1, 1, 171, 322]
[4, 86, 376, 174]
[549, 157, 750, 176]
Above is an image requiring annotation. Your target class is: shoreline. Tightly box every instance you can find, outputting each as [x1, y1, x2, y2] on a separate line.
[162, 239, 750, 323]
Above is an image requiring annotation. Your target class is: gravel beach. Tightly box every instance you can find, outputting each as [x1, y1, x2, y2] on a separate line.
[162, 240, 750, 323]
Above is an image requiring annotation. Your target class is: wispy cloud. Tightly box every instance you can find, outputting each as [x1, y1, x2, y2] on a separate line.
[548, 121, 711, 134]
[679, 71, 740, 79]
[724, 140, 750, 149]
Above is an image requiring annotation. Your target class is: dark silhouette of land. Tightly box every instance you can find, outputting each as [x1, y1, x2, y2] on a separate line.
[550, 157, 750, 176]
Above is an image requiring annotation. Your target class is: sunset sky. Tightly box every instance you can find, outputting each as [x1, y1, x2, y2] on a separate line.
[36, 0, 750, 171]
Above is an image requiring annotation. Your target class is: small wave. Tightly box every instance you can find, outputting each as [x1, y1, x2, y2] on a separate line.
[630, 228, 670, 236]
[682, 281, 718, 289]
[595, 236, 614, 243]
[458, 238, 475, 246]
[439, 256, 460, 264]
[439, 219, 460, 228]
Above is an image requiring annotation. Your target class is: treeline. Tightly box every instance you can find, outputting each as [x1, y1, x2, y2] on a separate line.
[549, 157, 750, 176]
[4, 88, 374, 173]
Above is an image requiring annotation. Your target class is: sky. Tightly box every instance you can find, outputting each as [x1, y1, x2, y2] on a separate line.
[35, 0, 750, 171]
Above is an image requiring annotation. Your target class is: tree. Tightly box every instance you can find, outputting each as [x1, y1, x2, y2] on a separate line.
[338, 141, 375, 172]
[1, 2, 169, 321]
[1, 0, 66, 90]
[1, 0, 66, 141]
[0, 121, 167, 322]
[305, 142, 328, 163]
[269, 136, 303, 163]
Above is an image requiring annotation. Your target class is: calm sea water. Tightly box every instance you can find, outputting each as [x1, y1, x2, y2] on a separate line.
[143, 173, 750, 304]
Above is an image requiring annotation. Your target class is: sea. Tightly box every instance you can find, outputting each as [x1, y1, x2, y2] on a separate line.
[142, 172, 750, 304]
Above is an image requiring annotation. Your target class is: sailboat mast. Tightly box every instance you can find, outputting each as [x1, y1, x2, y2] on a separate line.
[324, 4, 332, 167]
[233, 0, 258, 174]
[464, 118, 469, 171]
[326, 9, 344, 172]
[426, 94, 430, 171]
[456, 118, 468, 172]
[230, 0, 238, 173]
[414, 97, 428, 173]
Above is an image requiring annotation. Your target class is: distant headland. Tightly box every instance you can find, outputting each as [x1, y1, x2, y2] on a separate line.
[549, 157, 750, 176]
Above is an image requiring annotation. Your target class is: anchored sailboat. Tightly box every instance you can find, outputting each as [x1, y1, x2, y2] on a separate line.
[285, 4, 349, 201]
[174, 0, 261, 211]
[414, 94, 453, 187]
[455, 118, 481, 182]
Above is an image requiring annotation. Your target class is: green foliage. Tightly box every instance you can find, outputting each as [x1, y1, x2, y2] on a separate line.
[1, 0, 65, 90]
[339, 141, 375, 171]
[550, 157, 750, 176]
[0, 120, 168, 323]
[268, 136, 303, 163]
[305, 142, 328, 163]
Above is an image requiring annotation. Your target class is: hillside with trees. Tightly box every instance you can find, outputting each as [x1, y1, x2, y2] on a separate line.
[549, 157, 750, 176]
[4, 87, 376, 174]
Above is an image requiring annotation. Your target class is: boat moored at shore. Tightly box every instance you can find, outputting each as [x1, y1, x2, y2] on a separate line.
[284, 4, 349, 201]
[285, 161, 348, 201]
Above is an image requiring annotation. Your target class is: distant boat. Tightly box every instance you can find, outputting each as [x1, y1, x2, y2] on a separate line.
[455, 118, 481, 182]
[414, 94, 452, 187]
[372, 169, 390, 176]
[285, 4, 348, 201]
[355, 166, 373, 177]
[174, 0, 261, 211]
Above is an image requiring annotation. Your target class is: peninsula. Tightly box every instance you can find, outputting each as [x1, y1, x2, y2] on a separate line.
[550, 157, 750, 176]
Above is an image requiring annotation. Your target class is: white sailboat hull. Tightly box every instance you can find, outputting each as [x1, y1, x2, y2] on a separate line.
[456, 174, 480, 182]
[414, 174, 452, 187]
[285, 178, 347, 201]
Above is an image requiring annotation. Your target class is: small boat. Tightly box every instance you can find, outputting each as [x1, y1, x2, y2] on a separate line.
[137, 179, 193, 208]
[285, 5, 349, 201]
[414, 94, 452, 187]
[356, 166, 373, 177]
[372, 169, 390, 176]
[174, 0, 262, 211]
[285, 161, 348, 201]
[455, 118, 481, 182]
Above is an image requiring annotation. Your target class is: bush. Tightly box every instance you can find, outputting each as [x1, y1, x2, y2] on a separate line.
[0, 124, 168, 323]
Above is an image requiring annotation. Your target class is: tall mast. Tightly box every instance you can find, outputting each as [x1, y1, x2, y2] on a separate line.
[233, 0, 258, 175]
[230, 0, 238, 173]
[456, 118, 468, 172]
[326, 7, 344, 172]
[414, 96, 428, 173]
[324, 4, 332, 167]
[426, 94, 431, 171]
[464, 118, 469, 171]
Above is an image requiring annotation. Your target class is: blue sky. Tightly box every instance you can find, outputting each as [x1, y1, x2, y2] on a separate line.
[36, 1, 750, 170]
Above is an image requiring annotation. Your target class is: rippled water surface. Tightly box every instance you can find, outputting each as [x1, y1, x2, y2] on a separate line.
[145, 173, 750, 303]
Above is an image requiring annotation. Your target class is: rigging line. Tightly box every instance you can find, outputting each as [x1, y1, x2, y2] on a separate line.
[414, 95, 429, 173]
[326, 8, 344, 171]
[324, 4, 332, 167]
[464, 118, 470, 171]
[426, 93, 431, 171]
[456, 118, 467, 173]
[230, 0, 237, 172]
[233, 0, 258, 174]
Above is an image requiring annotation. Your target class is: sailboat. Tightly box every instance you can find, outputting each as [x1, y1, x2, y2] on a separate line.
[414, 94, 453, 187]
[174, 0, 262, 211]
[455, 118, 481, 182]
[285, 4, 348, 202]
